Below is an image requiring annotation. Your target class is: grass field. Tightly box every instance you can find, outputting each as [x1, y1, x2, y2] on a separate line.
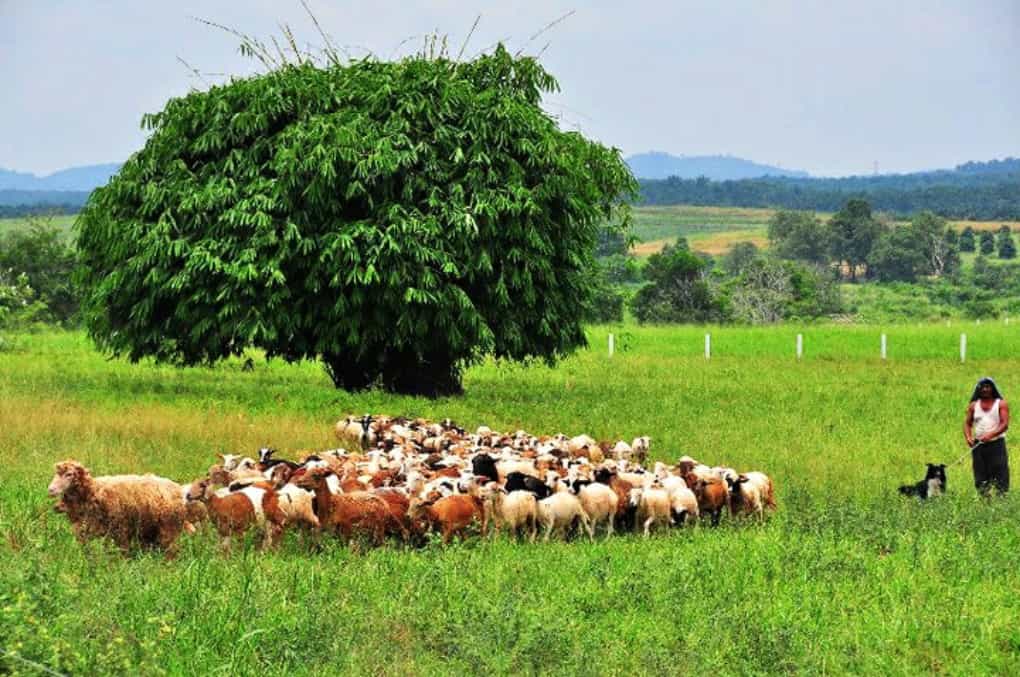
[2, 326, 1020, 674]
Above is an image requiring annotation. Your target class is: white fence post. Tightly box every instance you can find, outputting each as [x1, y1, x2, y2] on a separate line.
[960, 333, 967, 363]
[608, 333, 614, 358]
[881, 333, 887, 360]
[705, 334, 711, 360]
[796, 334, 803, 359]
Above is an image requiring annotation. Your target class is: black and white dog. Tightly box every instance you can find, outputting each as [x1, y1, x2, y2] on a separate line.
[898, 463, 947, 499]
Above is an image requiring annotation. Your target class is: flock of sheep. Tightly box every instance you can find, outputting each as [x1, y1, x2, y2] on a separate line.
[46, 414, 776, 556]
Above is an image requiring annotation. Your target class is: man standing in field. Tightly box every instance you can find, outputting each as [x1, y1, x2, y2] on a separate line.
[964, 377, 1010, 495]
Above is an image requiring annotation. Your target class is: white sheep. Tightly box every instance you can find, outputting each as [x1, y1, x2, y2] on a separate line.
[577, 482, 618, 539]
[537, 492, 591, 542]
[484, 487, 538, 542]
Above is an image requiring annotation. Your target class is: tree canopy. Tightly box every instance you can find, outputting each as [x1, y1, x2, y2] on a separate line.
[75, 47, 636, 396]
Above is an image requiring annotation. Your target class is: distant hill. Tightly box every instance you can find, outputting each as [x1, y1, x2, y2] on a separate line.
[626, 152, 810, 180]
[0, 163, 121, 192]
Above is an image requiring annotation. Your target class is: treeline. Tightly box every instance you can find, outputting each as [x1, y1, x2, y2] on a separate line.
[0, 204, 80, 218]
[638, 170, 1020, 219]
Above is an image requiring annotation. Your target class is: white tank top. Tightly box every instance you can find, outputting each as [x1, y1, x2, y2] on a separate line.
[973, 399, 1005, 441]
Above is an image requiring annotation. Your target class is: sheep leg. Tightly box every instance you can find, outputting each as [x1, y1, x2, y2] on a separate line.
[528, 517, 537, 544]
[543, 521, 553, 543]
[606, 513, 615, 540]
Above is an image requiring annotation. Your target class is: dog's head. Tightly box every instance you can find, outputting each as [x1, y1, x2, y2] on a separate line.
[925, 463, 947, 486]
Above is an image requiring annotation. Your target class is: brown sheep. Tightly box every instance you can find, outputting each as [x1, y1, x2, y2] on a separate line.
[186, 478, 286, 550]
[408, 494, 483, 544]
[48, 460, 189, 556]
[294, 469, 404, 545]
[688, 476, 729, 526]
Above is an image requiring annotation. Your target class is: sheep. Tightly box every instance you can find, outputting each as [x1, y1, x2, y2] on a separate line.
[275, 483, 320, 531]
[537, 492, 591, 542]
[48, 460, 190, 555]
[408, 494, 483, 544]
[612, 441, 633, 461]
[628, 487, 672, 537]
[577, 482, 618, 539]
[482, 486, 538, 542]
[186, 478, 286, 550]
[504, 471, 552, 499]
[594, 467, 637, 531]
[660, 477, 699, 526]
[631, 436, 651, 465]
[741, 471, 776, 510]
[294, 469, 404, 545]
[726, 475, 766, 522]
[689, 477, 729, 526]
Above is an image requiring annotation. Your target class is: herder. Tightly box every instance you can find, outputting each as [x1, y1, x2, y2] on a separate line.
[964, 377, 1010, 495]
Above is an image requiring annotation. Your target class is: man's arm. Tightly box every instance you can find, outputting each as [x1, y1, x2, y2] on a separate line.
[964, 402, 976, 446]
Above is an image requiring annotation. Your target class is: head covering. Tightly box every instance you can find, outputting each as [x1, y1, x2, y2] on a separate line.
[970, 377, 1003, 401]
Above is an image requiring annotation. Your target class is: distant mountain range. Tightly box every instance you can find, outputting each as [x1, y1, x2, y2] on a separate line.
[625, 152, 810, 180]
[0, 163, 122, 192]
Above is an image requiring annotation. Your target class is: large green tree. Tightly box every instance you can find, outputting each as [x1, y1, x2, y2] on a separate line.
[76, 48, 636, 396]
[827, 198, 881, 281]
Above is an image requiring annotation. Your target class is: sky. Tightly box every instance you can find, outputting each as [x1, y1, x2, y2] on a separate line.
[2, 0, 1018, 177]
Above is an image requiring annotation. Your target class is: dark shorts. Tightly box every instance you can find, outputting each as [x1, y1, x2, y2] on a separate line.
[972, 438, 1009, 494]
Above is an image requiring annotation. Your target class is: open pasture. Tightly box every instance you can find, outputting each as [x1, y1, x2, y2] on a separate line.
[2, 326, 1020, 675]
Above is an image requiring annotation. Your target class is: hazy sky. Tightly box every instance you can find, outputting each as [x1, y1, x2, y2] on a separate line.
[3, 0, 1018, 177]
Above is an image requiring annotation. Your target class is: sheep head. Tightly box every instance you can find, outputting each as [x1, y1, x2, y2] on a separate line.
[186, 478, 213, 502]
[48, 460, 88, 497]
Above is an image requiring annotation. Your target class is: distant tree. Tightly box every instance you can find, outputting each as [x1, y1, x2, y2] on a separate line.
[998, 224, 1012, 236]
[728, 257, 841, 324]
[75, 47, 637, 396]
[723, 241, 760, 275]
[0, 219, 78, 323]
[767, 210, 829, 263]
[980, 231, 996, 255]
[959, 226, 976, 252]
[630, 240, 723, 323]
[909, 211, 959, 276]
[998, 230, 1017, 259]
[868, 227, 926, 282]
[827, 199, 882, 282]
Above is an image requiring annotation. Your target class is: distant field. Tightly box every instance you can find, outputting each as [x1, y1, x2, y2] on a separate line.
[0, 214, 77, 238]
[629, 205, 1020, 257]
[2, 326, 1019, 674]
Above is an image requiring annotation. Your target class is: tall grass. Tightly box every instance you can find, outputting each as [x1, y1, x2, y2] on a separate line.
[2, 326, 1019, 674]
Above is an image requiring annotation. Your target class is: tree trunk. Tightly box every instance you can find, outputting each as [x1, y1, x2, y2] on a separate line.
[381, 349, 463, 398]
[321, 353, 375, 391]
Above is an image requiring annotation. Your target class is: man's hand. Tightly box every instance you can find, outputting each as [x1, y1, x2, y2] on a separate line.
[966, 435, 975, 447]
